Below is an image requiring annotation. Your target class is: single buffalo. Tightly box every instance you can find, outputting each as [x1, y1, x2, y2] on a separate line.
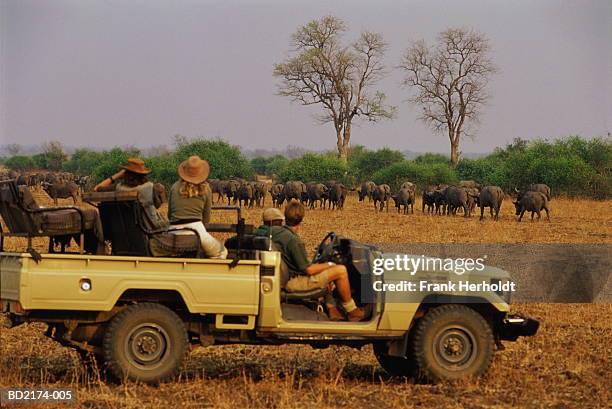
[253, 182, 267, 207]
[224, 179, 241, 205]
[433, 184, 449, 215]
[42, 181, 79, 205]
[444, 186, 471, 217]
[327, 183, 347, 210]
[373, 184, 391, 212]
[513, 191, 550, 222]
[422, 185, 437, 214]
[270, 184, 285, 207]
[236, 183, 255, 208]
[358, 181, 376, 202]
[392, 187, 415, 214]
[477, 186, 504, 221]
[307, 183, 328, 209]
[283, 181, 306, 203]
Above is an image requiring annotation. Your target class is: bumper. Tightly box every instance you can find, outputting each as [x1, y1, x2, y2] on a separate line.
[498, 314, 539, 341]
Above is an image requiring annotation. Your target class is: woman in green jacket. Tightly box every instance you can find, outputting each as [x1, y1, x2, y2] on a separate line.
[167, 155, 227, 259]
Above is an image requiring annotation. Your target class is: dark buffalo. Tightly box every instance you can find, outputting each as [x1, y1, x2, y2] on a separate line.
[372, 184, 391, 212]
[253, 182, 267, 207]
[283, 181, 306, 203]
[307, 183, 328, 209]
[224, 179, 241, 205]
[358, 181, 376, 202]
[327, 183, 347, 210]
[477, 186, 504, 221]
[513, 191, 550, 222]
[236, 183, 255, 208]
[270, 184, 285, 207]
[392, 187, 415, 214]
[422, 185, 437, 214]
[42, 181, 79, 205]
[516, 183, 551, 201]
[433, 184, 449, 215]
[444, 186, 471, 217]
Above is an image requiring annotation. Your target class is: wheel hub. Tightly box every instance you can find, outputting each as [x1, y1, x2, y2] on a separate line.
[125, 324, 170, 369]
[434, 326, 477, 370]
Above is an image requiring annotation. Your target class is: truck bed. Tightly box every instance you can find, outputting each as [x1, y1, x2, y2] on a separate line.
[0, 252, 261, 315]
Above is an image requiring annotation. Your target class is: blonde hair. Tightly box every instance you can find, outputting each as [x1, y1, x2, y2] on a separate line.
[179, 180, 208, 198]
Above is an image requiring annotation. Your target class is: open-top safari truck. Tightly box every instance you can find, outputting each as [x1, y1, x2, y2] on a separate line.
[0, 180, 538, 384]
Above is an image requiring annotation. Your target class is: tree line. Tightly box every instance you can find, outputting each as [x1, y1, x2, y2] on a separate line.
[2, 135, 609, 199]
[274, 16, 497, 166]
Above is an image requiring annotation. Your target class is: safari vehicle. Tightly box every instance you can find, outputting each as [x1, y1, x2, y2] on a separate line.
[0, 185, 539, 384]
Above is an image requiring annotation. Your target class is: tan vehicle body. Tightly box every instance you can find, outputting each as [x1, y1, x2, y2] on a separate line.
[1, 251, 444, 335]
[1, 248, 536, 384]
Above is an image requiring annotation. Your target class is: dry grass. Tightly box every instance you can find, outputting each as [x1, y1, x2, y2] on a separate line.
[1, 190, 611, 408]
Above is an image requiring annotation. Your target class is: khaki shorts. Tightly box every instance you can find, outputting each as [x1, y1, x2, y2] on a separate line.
[285, 270, 331, 292]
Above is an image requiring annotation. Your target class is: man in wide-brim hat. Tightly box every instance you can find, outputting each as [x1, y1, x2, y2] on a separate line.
[167, 155, 227, 259]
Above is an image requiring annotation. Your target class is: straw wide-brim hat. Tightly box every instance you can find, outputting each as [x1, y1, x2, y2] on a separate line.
[121, 158, 151, 174]
[178, 155, 210, 184]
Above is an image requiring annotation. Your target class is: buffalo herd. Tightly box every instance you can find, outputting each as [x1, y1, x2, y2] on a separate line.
[1, 168, 551, 221]
[0, 169, 88, 205]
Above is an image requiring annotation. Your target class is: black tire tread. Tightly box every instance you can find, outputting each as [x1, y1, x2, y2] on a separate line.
[102, 302, 188, 384]
[409, 304, 494, 383]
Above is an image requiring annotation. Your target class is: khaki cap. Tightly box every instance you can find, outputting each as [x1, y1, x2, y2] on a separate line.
[262, 207, 285, 222]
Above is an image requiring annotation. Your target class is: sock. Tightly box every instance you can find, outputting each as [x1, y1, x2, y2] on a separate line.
[342, 299, 357, 313]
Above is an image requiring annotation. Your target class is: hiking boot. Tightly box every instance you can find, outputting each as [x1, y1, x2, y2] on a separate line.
[347, 307, 366, 322]
[326, 305, 345, 321]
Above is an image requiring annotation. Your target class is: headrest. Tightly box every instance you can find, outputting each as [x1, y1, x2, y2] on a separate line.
[83, 190, 139, 203]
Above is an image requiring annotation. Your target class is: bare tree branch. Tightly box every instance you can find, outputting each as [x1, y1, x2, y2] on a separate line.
[274, 16, 395, 161]
[400, 27, 497, 166]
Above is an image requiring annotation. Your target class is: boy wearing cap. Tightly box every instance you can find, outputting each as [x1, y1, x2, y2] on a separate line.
[270, 201, 366, 322]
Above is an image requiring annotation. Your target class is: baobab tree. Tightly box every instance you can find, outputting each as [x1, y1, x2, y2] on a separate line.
[274, 16, 395, 162]
[400, 27, 497, 166]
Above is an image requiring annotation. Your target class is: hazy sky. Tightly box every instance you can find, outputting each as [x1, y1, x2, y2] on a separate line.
[1, 0, 610, 153]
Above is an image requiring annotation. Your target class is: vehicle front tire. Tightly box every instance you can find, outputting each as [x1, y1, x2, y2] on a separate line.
[410, 304, 494, 382]
[102, 303, 188, 384]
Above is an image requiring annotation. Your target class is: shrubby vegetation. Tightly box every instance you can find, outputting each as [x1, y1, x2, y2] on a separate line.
[373, 161, 458, 191]
[348, 146, 404, 181]
[3, 136, 610, 198]
[278, 153, 347, 183]
[5, 155, 35, 171]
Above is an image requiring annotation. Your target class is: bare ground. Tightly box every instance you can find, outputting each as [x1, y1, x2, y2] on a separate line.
[1, 192, 610, 408]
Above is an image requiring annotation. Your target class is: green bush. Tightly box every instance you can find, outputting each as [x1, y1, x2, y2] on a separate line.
[250, 155, 288, 176]
[414, 153, 449, 165]
[91, 147, 141, 183]
[5, 155, 35, 171]
[146, 154, 180, 188]
[279, 153, 347, 183]
[63, 149, 104, 175]
[175, 139, 253, 180]
[267, 155, 290, 178]
[372, 160, 457, 191]
[349, 147, 404, 182]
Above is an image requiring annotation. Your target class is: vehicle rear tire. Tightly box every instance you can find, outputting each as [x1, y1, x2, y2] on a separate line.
[409, 304, 494, 382]
[102, 303, 188, 384]
[373, 342, 414, 377]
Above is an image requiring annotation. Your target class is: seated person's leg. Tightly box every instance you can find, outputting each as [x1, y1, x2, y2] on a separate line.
[172, 221, 227, 259]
